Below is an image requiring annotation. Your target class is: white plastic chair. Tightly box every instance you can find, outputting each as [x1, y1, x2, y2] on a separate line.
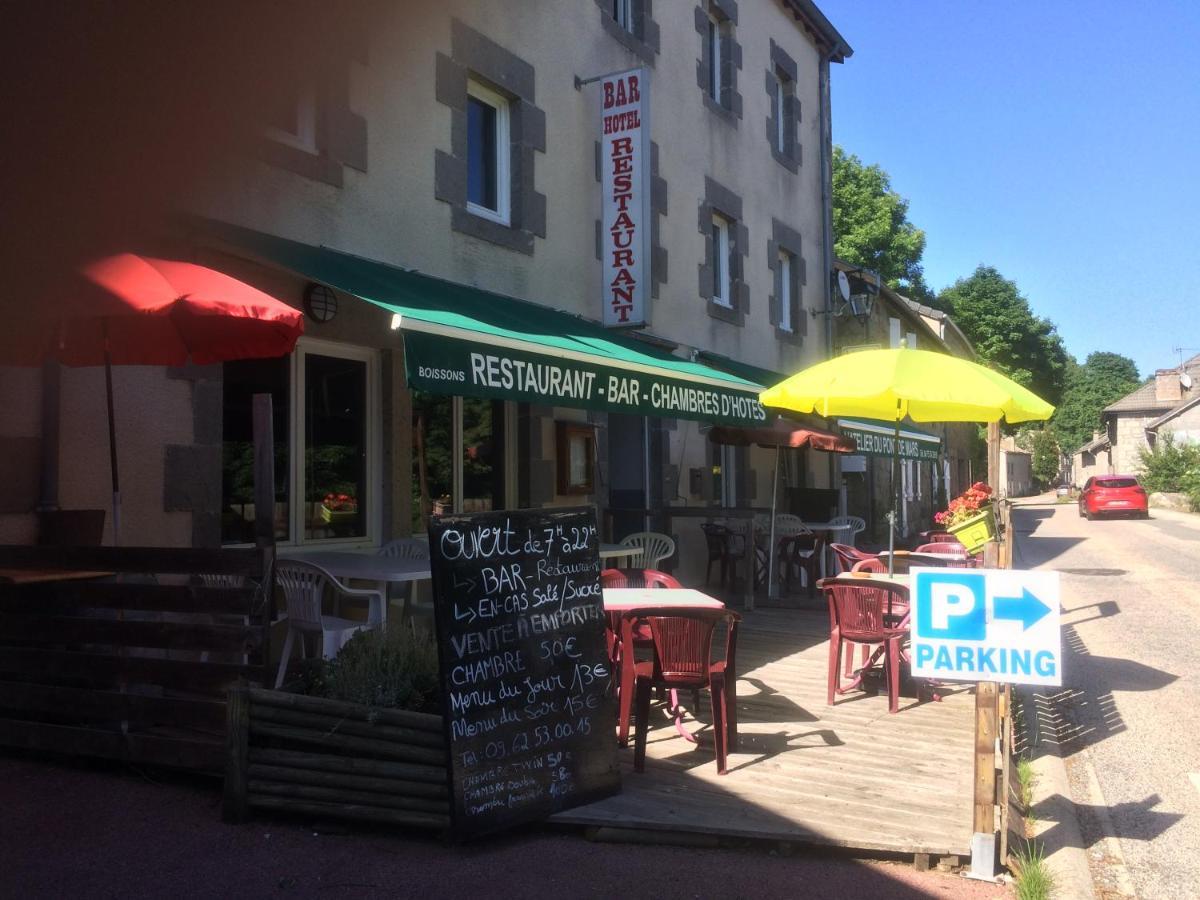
[619, 531, 676, 570]
[773, 514, 813, 538]
[274, 561, 384, 688]
[829, 515, 866, 547]
[378, 537, 431, 629]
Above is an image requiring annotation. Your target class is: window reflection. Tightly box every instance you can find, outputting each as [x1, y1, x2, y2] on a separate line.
[304, 353, 367, 540]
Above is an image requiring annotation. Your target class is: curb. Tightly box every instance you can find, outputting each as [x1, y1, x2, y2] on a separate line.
[1028, 744, 1096, 899]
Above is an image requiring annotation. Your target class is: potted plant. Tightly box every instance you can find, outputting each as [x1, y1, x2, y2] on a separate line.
[320, 491, 358, 524]
[934, 481, 996, 553]
[223, 628, 450, 831]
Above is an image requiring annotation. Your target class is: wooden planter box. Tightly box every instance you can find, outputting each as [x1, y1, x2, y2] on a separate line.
[223, 686, 450, 832]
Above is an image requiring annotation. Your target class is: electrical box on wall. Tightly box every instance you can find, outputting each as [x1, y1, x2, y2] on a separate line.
[689, 467, 705, 497]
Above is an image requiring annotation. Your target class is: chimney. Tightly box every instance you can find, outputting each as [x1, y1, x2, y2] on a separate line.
[1155, 370, 1183, 404]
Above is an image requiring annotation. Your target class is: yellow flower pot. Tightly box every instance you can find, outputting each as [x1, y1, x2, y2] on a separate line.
[946, 506, 997, 554]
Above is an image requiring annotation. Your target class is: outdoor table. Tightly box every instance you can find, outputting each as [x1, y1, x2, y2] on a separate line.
[603, 587, 726, 745]
[599, 543, 645, 567]
[602, 587, 725, 612]
[0, 568, 113, 585]
[277, 550, 431, 625]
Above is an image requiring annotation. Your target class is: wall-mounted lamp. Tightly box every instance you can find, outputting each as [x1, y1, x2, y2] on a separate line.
[811, 268, 878, 324]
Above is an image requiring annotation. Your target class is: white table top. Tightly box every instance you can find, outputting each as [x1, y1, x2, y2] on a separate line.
[278, 551, 431, 583]
[602, 587, 725, 612]
[599, 544, 644, 561]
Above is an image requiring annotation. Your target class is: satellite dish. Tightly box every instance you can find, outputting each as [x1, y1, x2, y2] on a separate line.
[1181, 372, 1193, 389]
[836, 270, 851, 302]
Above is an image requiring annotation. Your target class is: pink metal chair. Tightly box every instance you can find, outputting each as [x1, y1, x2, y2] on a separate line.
[628, 607, 741, 775]
[820, 578, 909, 714]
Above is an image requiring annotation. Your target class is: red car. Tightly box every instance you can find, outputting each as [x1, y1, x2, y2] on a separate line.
[1079, 475, 1149, 520]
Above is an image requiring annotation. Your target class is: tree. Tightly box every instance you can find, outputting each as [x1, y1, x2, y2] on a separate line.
[1030, 428, 1061, 488]
[938, 266, 1070, 410]
[831, 146, 928, 299]
[1052, 352, 1141, 452]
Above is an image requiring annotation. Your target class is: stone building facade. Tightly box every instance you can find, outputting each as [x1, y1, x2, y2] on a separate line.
[0, 2, 852, 586]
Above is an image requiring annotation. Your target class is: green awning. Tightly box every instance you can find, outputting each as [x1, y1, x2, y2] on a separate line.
[203, 220, 768, 426]
[837, 418, 941, 461]
[694, 350, 786, 388]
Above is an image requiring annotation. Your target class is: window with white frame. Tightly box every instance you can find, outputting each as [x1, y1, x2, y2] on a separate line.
[888, 317, 902, 349]
[264, 80, 319, 155]
[707, 13, 722, 102]
[221, 338, 380, 546]
[775, 73, 789, 154]
[711, 213, 732, 308]
[613, 0, 634, 32]
[778, 249, 794, 332]
[466, 80, 511, 225]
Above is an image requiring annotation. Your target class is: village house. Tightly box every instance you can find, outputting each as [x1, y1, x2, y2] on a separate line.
[1072, 353, 1200, 484]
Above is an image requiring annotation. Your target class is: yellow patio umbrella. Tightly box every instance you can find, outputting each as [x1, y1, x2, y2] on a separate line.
[759, 348, 1054, 571]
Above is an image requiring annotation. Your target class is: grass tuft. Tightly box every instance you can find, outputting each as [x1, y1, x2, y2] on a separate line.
[1012, 839, 1055, 900]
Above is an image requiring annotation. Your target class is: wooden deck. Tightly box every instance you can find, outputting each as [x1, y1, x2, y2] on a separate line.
[552, 607, 976, 857]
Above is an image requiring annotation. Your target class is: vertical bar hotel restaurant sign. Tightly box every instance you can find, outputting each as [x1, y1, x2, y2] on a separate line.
[600, 68, 651, 328]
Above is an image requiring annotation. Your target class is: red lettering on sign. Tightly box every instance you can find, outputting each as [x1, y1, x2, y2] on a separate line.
[611, 249, 634, 267]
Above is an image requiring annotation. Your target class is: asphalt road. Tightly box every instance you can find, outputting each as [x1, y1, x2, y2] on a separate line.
[1014, 501, 1200, 899]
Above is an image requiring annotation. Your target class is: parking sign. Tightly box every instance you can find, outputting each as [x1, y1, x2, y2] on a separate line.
[910, 568, 1061, 686]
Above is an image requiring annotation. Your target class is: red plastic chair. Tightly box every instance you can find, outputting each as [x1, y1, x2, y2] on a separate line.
[829, 542, 875, 574]
[850, 557, 887, 574]
[628, 607, 741, 775]
[600, 568, 682, 590]
[601, 568, 682, 746]
[925, 531, 962, 544]
[820, 578, 909, 714]
[912, 543, 979, 568]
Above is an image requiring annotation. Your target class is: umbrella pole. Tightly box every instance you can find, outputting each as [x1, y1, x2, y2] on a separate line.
[767, 446, 780, 600]
[103, 325, 121, 546]
[888, 409, 900, 577]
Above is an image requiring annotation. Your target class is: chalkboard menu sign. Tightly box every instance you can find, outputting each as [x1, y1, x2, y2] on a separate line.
[428, 506, 620, 839]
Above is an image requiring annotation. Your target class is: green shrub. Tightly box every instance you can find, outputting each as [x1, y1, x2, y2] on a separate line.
[1137, 431, 1200, 496]
[304, 626, 441, 715]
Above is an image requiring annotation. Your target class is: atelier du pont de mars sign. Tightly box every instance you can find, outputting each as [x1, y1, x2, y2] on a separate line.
[600, 68, 651, 328]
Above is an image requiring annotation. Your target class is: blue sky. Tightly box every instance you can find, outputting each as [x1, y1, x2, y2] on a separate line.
[818, 0, 1200, 378]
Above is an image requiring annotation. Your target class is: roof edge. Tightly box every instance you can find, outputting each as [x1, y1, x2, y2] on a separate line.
[781, 0, 852, 62]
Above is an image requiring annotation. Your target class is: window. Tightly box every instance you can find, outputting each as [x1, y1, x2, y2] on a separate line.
[711, 214, 732, 308]
[778, 249, 793, 332]
[707, 15, 722, 102]
[265, 80, 318, 155]
[556, 422, 596, 494]
[889, 317, 902, 349]
[466, 80, 510, 225]
[766, 41, 799, 168]
[775, 75, 786, 153]
[222, 338, 380, 546]
[906, 331, 917, 350]
[412, 393, 510, 532]
[613, 0, 634, 32]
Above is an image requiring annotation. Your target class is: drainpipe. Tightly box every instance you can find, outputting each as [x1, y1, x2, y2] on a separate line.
[818, 49, 837, 495]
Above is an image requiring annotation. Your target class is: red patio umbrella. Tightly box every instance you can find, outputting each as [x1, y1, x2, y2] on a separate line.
[6, 254, 304, 542]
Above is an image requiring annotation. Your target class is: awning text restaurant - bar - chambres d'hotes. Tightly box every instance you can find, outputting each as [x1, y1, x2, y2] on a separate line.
[203, 219, 769, 429]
